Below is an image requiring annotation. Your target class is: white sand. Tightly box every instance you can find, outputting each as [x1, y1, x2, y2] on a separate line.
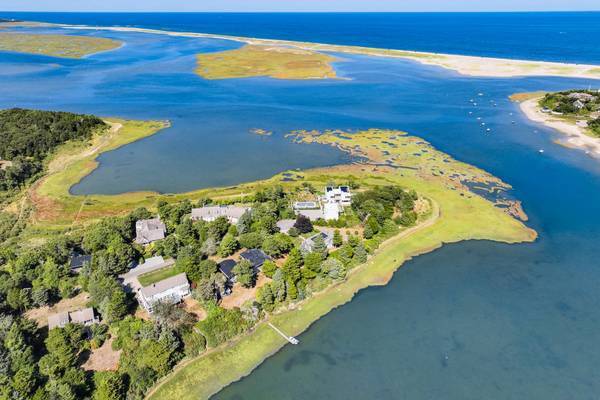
[61, 24, 600, 80]
[520, 98, 600, 157]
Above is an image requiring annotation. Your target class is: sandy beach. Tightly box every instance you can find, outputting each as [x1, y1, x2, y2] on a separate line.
[60, 24, 600, 80]
[520, 98, 600, 157]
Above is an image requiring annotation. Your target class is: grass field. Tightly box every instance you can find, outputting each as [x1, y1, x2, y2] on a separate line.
[138, 266, 182, 287]
[0, 32, 122, 58]
[145, 129, 535, 400]
[195, 44, 339, 80]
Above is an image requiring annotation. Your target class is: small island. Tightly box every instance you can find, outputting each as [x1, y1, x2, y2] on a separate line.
[0, 32, 122, 58]
[195, 44, 340, 80]
[513, 90, 600, 156]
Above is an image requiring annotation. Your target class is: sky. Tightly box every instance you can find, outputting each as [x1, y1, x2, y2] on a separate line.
[2, 0, 599, 12]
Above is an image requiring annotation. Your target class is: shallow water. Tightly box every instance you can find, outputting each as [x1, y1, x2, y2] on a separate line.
[2, 16, 600, 399]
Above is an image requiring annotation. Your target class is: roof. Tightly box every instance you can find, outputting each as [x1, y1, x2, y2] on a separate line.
[298, 209, 325, 221]
[48, 312, 69, 330]
[139, 256, 165, 269]
[191, 206, 250, 220]
[276, 219, 296, 233]
[135, 217, 166, 244]
[139, 273, 189, 299]
[293, 201, 319, 210]
[70, 253, 91, 269]
[240, 249, 270, 268]
[218, 259, 237, 278]
[69, 308, 95, 324]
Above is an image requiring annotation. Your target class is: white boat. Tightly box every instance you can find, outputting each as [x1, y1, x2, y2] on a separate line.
[539, 149, 545, 153]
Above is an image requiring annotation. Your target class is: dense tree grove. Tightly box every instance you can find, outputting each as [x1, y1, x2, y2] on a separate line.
[0, 108, 106, 190]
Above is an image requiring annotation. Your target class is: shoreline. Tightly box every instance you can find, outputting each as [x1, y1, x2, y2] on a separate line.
[147, 198, 535, 399]
[518, 97, 600, 157]
[12, 22, 599, 79]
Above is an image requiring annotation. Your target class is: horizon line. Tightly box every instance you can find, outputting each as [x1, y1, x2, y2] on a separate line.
[2, 10, 600, 14]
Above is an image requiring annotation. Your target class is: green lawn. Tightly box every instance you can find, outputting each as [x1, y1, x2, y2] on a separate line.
[138, 265, 182, 287]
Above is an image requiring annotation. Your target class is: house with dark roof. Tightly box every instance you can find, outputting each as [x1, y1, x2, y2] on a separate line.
[240, 249, 270, 269]
[69, 252, 91, 273]
[135, 217, 166, 245]
[218, 259, 238, 281]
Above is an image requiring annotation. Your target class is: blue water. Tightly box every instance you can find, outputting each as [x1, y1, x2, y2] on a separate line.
[2, 12, 600, 64]
[2, 13, 600, 399]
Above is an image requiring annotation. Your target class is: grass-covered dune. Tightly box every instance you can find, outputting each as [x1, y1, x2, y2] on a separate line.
[195, 44, 339, 80]
[0, 32, 122, 58]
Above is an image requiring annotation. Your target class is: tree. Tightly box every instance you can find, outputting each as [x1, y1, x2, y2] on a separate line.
[282, 248, 303, 283]
[338, 243, 354, 266]
[192, 280, 217, 302]
[200, 237, 217, 256]
[181, 329, 206, 357]
[287, 226, 299, 237]
[363, 224, 374, 239]
[311, 234, 328, 259]
[152, 302, 195, 330]
[233, 260, 256, 288]
[218, 233, 238, 257]
[333, 230, 343, 247]
[262, 233, 293, 258]
[176, 246, 203, 282]
[398, 210, 418, 227]
[302, 252, 322, 279]
[44, 325, 83, 372]
[321, 258, 346, 281]
[238, 232, 264, 250]
[208, 216, 230, 241]
[286, 279, 298, 300]
[294, 214, 313, 234]
[353, 243, 368, 264]
[271, 269, 287, 302]
[261, 260, 278, 279]
[93, 371, 126, 400]
[256, 284, 275, 312]
[236, 210, 253, 235]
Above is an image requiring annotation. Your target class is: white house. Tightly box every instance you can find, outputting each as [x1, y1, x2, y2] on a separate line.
[48, 307, 99, 330]
[323, 186, 352, 207]
[137, 273, 190, 313]
[191, 206, 251, 224]
[135, 217, 166, 245]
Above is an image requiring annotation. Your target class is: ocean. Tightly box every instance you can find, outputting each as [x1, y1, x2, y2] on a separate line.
[1, 12, 600, 400]
[2, 12, 600, 63]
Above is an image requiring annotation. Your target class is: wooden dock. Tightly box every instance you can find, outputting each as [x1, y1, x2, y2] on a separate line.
[268, 322, 299, 345]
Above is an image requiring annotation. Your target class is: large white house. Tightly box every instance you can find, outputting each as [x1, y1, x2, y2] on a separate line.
[137, 273, 190, 313]
[191, 205, 251, 224]
[323, 186, 352, 207]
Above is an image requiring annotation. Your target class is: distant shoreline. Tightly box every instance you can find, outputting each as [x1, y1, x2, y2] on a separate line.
[11, 21, 600, 79]
[517, 96, 600, 157]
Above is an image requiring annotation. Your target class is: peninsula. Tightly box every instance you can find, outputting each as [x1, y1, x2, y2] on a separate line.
[0, 107, 534, 400]
[513, 90, 600, 157]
